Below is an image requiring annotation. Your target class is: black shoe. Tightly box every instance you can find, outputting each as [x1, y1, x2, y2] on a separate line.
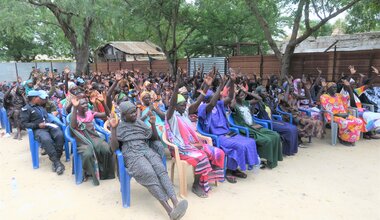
[51, 163, 57, 172]
[55, 161, 65, 175]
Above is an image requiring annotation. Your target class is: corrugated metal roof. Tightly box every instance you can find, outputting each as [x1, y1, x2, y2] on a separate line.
[279, 32, 380, 53]
[108, 41, 166, 56]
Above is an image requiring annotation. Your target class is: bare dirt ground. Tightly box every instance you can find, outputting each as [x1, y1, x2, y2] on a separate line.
[0, 130, 379, 220]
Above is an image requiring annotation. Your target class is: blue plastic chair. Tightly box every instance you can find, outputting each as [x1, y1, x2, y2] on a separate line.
[65, 113, 110, 184]
[115, 135, 167, 208]
[28, 114, 70, 169]
[196, 121, 242, 175]
[227, 113, 269, 131]
[226, 113, 250, 138]
[1, 107, 12, 134]
[95, 118, 105, 127]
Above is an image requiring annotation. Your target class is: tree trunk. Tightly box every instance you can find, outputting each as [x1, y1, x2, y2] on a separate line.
[280, 43, 296, 79]
[74, 45, 90, 76]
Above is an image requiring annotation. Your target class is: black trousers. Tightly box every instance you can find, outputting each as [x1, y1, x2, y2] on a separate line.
[34, 127, 64, 162]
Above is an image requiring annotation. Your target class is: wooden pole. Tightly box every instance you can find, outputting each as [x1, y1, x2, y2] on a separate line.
[332, 45, 337, 81]
[15, 63, 19, 83]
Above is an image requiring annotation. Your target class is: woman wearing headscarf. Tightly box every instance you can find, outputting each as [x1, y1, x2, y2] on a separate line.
[137, 90, 166, 140]
[255, 85, 299, 156]
[166, 73, 225, 198]
[111, 101, 188, 220]
[231, 88, 283, 168]
[198, 70, 260, 181]
[70, 94, 115, 185]
[319, 80, 364, 146]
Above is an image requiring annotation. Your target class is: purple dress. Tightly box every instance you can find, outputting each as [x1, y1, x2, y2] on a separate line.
[198, 100, 259, 171]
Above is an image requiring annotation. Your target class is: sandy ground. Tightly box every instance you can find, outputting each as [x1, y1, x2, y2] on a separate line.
[0, 130, 379, 220]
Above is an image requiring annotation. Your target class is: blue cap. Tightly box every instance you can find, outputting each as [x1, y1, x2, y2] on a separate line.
[27, 90, 49, 99]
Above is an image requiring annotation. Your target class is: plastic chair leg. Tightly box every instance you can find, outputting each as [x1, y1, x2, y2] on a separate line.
[170, 161, 175, 182]
[74, 152, 83, 184]
[64, 140, 70, 162]
[178, 163, 187, 198]
[5, 116, 11, 134]
[32, 141, 39, 169]
[331, 122, 338, 146]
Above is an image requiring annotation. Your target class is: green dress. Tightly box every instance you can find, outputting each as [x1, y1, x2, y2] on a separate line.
[232, 101, 283, 168]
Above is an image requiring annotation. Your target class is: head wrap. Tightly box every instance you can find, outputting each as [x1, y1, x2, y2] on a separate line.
[179, 86, 188, 94]
[68, 81, 76, 90]
[205, 90, 214, 100]
[327, 82, 337, 89]
[143, 81, 151, 88]
[119, 101, 136, 114]
[177, 94, 186, 104]
[26, 79, 33, 84]
[140, 91, 150, 99]
[255, 86, 266, 94]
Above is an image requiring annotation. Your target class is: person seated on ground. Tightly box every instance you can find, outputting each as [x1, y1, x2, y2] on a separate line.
[198, 69, 260, 182]
[318, 81, 364, 146]
[4, 85, 26, 140]
[69, 94, 115, 185]
[110, 101, 188, 220]
[231, 88, 283, 169]
[20, 90, 65, 175]
[166, 71, 225, 197]
[255, 86, 299, 155]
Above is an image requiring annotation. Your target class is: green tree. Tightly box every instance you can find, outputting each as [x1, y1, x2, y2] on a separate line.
[124, 0, 198, 75]
[344, 0, 380, 33]
[184, 0, 284, 57]
[245, 0, 361, 79]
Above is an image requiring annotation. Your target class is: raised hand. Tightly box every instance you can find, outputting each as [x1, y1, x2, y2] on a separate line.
[230, 70, 237, 82]
[204, 70, 215, 86]
[147, 111, 156, 124]
[348, 65, 356, 74]
[316, 67, 322, 75]
[64, 67, 70, 75]
[72, 96, 80, 107]
[109, 113, 119, 128]
[371, 66, 379, 75]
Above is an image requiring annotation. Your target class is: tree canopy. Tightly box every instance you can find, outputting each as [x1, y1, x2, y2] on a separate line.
[0, 0, 378, 75]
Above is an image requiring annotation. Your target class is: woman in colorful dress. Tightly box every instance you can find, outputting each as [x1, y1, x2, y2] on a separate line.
[319, 81, 364, 146]
[166, 73, 225, 197]
[70, 94, 115, 185]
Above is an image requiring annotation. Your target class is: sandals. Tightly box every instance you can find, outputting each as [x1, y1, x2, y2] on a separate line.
[225, 175, 237, 184]
[231, 170, 247, 179]
[191, 186, 208, 198]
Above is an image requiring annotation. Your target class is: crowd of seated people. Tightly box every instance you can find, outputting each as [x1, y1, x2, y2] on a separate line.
[1, 64, 380, 219]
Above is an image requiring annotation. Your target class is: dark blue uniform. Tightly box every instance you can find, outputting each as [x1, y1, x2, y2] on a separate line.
[20, 103, 64, 162]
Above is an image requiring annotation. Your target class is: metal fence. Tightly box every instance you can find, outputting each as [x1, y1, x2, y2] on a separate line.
[188, 57, 227, 76]
[0, 62, 76, 82]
